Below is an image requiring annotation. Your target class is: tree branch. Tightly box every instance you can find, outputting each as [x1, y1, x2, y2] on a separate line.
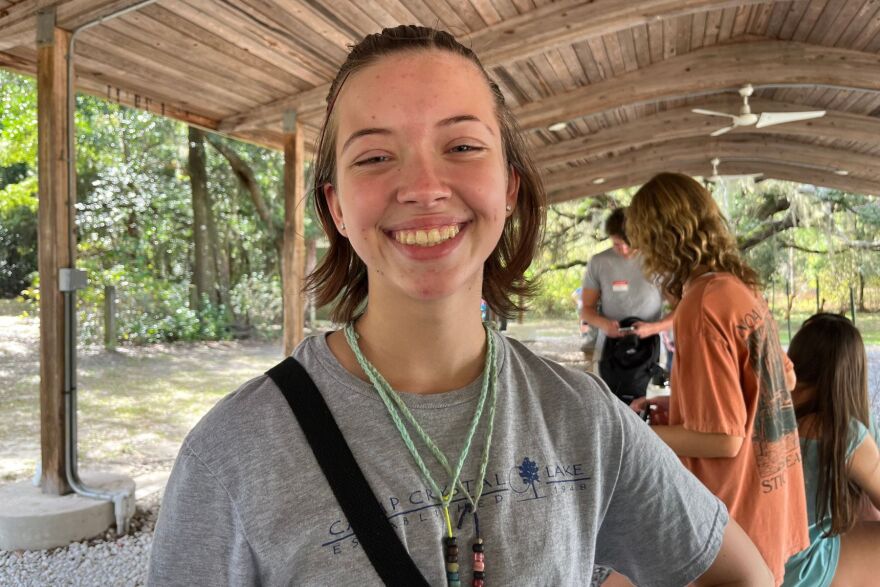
[738, 212, 796, 251]
[533, 259, 587, 277]
[206, 134, 282, 250]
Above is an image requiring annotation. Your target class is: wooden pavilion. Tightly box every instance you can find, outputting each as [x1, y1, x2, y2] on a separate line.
[1, 0, 879, 495]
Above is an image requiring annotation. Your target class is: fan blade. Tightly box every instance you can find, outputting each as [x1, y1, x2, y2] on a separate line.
[710, 126, 734, 137]
[755, 110, 826, 128]
[692, 108, 737, 119]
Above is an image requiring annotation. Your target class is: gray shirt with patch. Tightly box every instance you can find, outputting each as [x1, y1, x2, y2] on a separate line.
[148, 331, 726, 586]
[583, 247, 664, 355]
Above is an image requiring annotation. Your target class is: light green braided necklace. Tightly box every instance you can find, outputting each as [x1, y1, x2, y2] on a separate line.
[343, 321, 498, 587]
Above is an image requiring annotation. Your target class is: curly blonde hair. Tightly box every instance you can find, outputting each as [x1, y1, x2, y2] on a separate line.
[627, 172, 759, 300]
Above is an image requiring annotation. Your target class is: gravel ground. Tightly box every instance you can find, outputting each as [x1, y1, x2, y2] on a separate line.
[0, 493, 158, 586]
[1, 322, 879, 586]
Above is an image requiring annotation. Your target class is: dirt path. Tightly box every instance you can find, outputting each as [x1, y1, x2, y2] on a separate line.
[2, 314, 878, 485]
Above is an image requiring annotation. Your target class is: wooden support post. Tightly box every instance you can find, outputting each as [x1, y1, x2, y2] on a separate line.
[282, 112, 306, 356]
[36, 10, 73, 495]
[104, 285, 116, 350]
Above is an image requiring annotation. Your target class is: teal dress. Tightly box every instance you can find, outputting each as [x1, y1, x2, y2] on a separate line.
[782, 417, 877, 586]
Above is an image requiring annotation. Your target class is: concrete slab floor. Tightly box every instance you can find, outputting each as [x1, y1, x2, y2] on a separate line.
[0, 472, 135, 551]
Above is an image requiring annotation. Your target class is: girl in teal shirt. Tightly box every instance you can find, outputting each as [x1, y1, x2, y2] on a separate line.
[784, 313, 880, 586]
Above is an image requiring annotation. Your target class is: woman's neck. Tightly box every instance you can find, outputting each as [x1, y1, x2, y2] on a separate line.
[327, 295, 489, 395]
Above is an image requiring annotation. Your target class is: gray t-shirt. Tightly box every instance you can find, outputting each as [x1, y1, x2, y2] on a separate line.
[583, 248, 663, 356]
[148, 332, 726, 586]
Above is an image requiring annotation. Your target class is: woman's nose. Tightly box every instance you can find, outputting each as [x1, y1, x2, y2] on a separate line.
[396, 154, 452, 206]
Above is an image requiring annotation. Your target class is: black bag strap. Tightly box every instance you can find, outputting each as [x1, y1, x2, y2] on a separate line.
[266, 357, 430, 586]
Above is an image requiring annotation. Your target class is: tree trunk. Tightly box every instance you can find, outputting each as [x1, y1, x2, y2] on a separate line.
[858, 271, 866, 312]
[188, 126, 217, 308]
[206, 196, 231, 314]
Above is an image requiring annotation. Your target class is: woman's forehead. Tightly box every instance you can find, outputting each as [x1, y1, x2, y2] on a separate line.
[334, 50, 497, 127]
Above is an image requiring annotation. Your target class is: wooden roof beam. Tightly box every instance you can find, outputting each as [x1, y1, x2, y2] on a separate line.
[542, 135, 879, 191]
[515, 41, 880, 131]
[545, 148, 880, 202]
[547, 161, 880, 203]
[0, 0, 156, 51]
[533, 100, 880, 168]
[218, 0, 786, 133]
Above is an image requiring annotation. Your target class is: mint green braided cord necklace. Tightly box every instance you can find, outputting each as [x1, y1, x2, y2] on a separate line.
[343, 322, 499, 534]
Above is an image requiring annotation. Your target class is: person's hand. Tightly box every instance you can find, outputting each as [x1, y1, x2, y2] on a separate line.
[628, 396, 670, 425]
[603, 319, 622, 338]
[629, 396, 649, 413]
[632, 321, 658, 338]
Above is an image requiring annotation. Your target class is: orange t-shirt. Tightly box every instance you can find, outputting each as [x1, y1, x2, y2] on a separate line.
[671, 273, 808, 585]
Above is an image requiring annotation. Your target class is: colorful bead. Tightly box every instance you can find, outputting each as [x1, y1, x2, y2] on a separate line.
[445, 536, 460, 587]
[472, 537, 485, 586]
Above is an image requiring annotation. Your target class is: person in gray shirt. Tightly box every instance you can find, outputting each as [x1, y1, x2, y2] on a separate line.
[581, 208, 673, 364]
[149, 25, 771, 587]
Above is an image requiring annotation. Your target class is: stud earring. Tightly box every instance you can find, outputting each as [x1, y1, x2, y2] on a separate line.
[341, 223, 346, 231]
[505, 205, 512, 212]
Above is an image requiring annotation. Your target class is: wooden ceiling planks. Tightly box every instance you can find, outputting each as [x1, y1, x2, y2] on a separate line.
[0, 0, 877, 194]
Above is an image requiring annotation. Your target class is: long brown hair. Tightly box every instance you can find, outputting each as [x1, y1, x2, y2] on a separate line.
[789, 313, 870, 536]
[626, 173, 759, 300]
[306, 25, 545, 323]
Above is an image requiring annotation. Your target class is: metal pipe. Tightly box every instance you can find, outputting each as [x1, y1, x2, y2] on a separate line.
[59, 0, 158, 535]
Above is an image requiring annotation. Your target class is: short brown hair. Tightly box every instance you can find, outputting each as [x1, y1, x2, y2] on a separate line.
[604, 208, 628, 243]
[627, 172, 759, 300]
[306, 25, 546, 323]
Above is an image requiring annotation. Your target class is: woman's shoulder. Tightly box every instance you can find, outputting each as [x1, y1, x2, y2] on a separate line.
[499, 333, 618, 408]
[181, 369, 291, 469]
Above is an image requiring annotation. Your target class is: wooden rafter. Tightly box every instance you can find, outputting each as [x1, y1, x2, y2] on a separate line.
[533, 100, 880, 168]
[218, 0, 787, 133]
[0, 0, 154, 51]
[547, 162, 880, 203]
[545, 152, 880, 204]
[514, 41, 880, 131]
[543, 135, 879, 191]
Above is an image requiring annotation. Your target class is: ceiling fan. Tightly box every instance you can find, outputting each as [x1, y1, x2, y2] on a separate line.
[705, 158, 762, 183]
[692, 84, 826, 136]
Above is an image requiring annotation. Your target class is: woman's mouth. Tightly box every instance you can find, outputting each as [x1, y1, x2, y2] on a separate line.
[391, 224, 461, 247]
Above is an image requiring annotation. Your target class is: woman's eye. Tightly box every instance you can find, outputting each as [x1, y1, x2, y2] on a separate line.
[354, 155, 390, 166]
[450, 144, 484, 154]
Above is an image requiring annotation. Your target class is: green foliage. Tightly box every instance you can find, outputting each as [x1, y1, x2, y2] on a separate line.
[0, 71, 37, 167]
[0, 176, 38, 297]
[1, 69, 320, 344]
[229, 272, 283, 339]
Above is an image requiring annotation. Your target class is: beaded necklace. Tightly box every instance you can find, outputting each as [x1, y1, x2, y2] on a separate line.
[344, 322, 498, 587]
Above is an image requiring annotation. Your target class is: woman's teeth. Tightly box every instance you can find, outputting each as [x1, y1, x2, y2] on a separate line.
[393, 225, 461, 247]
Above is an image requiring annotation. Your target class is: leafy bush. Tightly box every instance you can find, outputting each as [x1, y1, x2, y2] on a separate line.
[0, 175, 38, 298]
[229, 272, 283, 338]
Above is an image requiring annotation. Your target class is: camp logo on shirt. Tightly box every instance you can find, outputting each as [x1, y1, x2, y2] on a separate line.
[321, 456, 591, 556]
[738, 306, 801, 493]
[611, 280, 629, 292]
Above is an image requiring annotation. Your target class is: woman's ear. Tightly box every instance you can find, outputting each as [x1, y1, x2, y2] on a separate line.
[505, 165, 520, 216]
[324, 183, 346, 235]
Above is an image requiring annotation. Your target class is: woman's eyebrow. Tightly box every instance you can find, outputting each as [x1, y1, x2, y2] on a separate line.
[438, 114, 494, 135]
[341, 128, 391, 155]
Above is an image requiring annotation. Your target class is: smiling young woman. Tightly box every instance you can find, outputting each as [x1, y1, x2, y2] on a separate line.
[149, 26, 772, 587]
